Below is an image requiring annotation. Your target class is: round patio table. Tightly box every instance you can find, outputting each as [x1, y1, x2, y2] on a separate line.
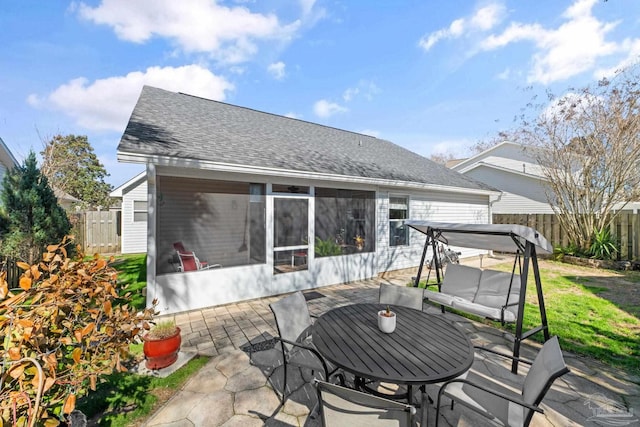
[312, 303, 474, 403]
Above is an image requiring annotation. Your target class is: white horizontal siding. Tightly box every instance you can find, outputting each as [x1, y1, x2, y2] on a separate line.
[492, 192, 555, 214]
[464, 166, 555, 214]
[121, 180, 148, 253]
[377, 189, 490, 273]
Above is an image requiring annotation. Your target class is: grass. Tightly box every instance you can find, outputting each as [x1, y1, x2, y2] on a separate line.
[76, 356, 209, 426]
[417, 260, 640, 375]
[74, 253, 211, 426]
[111, 253, 147, 311]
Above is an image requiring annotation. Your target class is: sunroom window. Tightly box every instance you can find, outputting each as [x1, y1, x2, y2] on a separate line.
[156, 177, 266, 274]
[314, 188, 375, 256]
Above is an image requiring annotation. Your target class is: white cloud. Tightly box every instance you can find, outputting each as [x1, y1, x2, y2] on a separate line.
[77, 0, 301, 64]
[267, 61, 286, 80]
[342, 80, 380, 102]
[594, 38, 640, 79]
[285, 111, 301, 119]
[480, 0, 622, 84]
[313, 99, 348, 118]
[342, 87, 359, 102]
[28, 64, 233, 132]
[418, 2, 505, 51]
[431, 139, 472, 157]
[496, 68, 511, 80]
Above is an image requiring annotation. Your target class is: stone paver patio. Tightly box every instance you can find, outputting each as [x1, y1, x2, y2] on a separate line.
[143, 257, 640, 426]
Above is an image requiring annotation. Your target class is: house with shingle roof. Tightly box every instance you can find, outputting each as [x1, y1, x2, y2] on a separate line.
[118, 86, 499, 314]
[110, 171, 147, 254]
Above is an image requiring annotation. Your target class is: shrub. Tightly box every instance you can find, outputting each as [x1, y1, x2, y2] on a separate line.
[0, 236, 156, 426]
[314, 236, 342, 257]
[588, 228, 618, 260]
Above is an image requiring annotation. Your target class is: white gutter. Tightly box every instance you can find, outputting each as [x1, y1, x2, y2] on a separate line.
[118, 151, 500, 197]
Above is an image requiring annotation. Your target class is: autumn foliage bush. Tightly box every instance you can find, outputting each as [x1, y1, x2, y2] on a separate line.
[0, 237, 155, 426]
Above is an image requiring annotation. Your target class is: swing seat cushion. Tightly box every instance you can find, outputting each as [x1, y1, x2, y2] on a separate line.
[451, 297, 518, 323]
[424, 265, 521, 323]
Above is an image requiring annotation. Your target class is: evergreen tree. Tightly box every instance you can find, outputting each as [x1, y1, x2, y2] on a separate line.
[0, 151, 71, 263]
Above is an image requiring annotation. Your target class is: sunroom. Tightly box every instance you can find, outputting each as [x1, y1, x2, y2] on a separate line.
[118, 86, 498, 314]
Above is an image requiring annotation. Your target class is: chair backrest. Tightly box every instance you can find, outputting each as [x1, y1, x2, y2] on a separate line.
[441, 264, 482, 301]
[379, 284, 424, 311]
[316, 380, 415, 427]
[475, 270, 521, 313]
[176, 251, 198, 272]
[270, 291, 312, 350]
[173, 242, 187, 252]
[521, 336, 570, 424]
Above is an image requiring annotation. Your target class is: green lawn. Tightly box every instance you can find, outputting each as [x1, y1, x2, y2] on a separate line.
[418, 260, 640, 375]
[111, 253, 147, 311]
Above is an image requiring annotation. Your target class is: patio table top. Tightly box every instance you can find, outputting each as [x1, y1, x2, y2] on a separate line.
[313, 303, 474, 386]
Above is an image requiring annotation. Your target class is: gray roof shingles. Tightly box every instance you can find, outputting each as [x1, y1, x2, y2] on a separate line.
[118, 86, 493, 192]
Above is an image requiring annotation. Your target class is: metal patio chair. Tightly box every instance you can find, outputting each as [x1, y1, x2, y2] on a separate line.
[379, 283, 425, 311]
[269, 291, 341, 406]
[315, 379, 424, 427]
[436, 336, 570, 427]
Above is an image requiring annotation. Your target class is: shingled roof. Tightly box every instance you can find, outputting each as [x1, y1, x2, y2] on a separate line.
[118, 86, 493, 193]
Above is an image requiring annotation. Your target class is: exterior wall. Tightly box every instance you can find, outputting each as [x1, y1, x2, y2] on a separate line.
[147, 167, 492, 314]
[465, 166, 554, 214]
[376, 189, 490, 275]
[121, 179, 148, 253]
[492, 192, 555, 214]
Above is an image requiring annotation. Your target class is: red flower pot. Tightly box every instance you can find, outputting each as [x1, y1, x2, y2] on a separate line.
[143, 327, 181, 370]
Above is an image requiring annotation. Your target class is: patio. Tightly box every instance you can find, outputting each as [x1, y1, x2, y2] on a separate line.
[144, 257, 640, 426]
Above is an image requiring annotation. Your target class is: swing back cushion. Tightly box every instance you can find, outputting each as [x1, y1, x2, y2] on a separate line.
[424, 264, 521, 322]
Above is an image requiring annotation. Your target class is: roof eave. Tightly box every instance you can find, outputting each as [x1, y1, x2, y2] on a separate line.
[462, 162, 548, 181]
[118, 151, 499, 197]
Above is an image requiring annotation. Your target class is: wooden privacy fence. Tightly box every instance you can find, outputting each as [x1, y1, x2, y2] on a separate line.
[1, 257, 21, 288]
[69, 211, 121, 255]
[493, 213, 639, 260]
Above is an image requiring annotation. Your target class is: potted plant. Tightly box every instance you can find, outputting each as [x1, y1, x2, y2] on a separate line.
[142, 320, 182, 369]
[354, 235, 365, 251]
[377, 305, 396, 333]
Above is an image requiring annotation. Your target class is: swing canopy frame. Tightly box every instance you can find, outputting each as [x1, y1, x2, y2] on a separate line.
[405, 220, 553, 373]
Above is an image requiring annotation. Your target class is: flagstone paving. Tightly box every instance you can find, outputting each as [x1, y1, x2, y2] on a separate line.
[144, 258, 640, 426]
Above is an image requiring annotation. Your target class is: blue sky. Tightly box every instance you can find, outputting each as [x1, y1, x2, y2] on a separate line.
[2, 0, 639, 187]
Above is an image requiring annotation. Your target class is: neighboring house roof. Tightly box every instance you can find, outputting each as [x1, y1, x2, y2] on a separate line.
[118, 86, 496, 195]
[54, 187, 80, 202]
[0, 137, 18, 170]
[110, 171, 146, 198]
[461, 161, 550, 182]
[451, 141, 546, 178]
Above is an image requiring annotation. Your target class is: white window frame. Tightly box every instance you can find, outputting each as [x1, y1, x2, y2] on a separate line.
[389, 195, 409, 247]
[133, 200, 148, 222]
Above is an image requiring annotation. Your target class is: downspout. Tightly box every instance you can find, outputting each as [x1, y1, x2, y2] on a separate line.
[487, 191, 504, 258]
